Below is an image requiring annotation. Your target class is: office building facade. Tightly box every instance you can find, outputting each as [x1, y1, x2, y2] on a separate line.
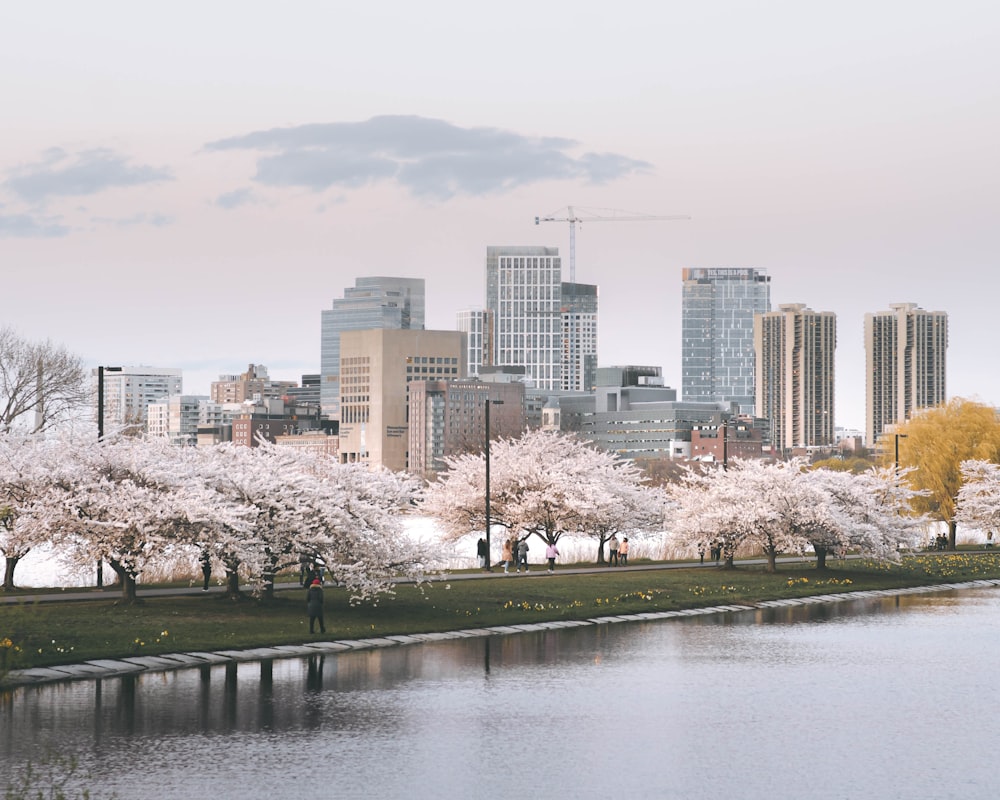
[682, 267, 771, 414]
[338, 328, 465, 471]
[320, 277, 425, 419]
[561, 282, 599, 392]
[408, 378, 525, 475]
[864, 303, 948, 447]
[754, 303, 837, 451]
[456, 309, 487, 378]
[94, 366, 182, 434]
[485, 246, 562, 391]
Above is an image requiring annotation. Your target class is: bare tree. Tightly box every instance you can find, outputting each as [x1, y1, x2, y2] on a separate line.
[0, 327, 88, 433]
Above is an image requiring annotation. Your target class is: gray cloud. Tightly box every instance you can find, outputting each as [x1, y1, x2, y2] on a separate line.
[205, 115, 651, 199]
[0, 213, 70, 238]
[4, 148, 172, 203]
[214, 187, 257, 210]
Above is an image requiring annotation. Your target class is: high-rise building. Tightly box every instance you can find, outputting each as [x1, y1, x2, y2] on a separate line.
[320, 277, 425, 419]
[456, 309, 486, 378]
[94, 366, 182, 434]
[682, 268, 771, 414]
[754, 303, 837, 452]
[337, 328, 465, 471]
[485, 246, 562, 391]
[865, 303, 948, 447]
[561, 282, 598, 392]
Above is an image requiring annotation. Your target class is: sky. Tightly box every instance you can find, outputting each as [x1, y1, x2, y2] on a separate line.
[2, 1, 997, 431]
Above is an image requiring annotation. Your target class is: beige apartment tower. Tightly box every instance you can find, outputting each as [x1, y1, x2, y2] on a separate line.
[864, 303, 947, 447]
[754, 303, 837, 452]
[338, 328, 466, 471]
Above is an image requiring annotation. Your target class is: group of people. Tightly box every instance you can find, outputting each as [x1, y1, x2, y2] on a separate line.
[606, 535, 630, 566]
[479, 536, 562, 574]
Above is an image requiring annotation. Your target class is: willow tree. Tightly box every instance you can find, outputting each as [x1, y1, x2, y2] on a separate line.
[891, 399, 1000, 549]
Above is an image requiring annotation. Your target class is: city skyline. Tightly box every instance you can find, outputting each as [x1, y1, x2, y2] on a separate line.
[3, 2, 997, 431]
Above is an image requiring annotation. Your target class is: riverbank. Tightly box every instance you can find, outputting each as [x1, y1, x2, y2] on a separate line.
[5, 552, 1000, 687]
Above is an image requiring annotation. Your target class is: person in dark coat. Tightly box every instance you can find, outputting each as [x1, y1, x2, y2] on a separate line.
[306, 578, 326, 634]
[200, 549, 212, 591]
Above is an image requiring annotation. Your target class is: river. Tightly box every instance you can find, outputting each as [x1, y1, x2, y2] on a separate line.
[2, 587, 996, 799]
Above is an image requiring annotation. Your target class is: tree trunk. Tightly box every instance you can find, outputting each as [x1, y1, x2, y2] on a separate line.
[3, 554, 21, 591]
[814, 546, 828, 570]
[597, 539, 606, 565]
[765, 546, 777, 573]
[225, 570, 241, 599]
[949, 519, 957, 550]
[108, 560, 138, 603]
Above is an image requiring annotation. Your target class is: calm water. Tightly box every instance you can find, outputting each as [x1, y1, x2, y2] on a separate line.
[3, 589, 999, 800]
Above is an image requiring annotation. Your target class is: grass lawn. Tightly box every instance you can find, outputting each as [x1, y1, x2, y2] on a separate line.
[4, 551, 1000, 675]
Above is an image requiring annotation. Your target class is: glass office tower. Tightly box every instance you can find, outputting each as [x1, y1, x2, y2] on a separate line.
[681, 267, 770, 415]
[320, 277, 425, 420]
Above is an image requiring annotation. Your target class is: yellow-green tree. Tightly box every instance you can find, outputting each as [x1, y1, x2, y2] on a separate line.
[890, 398, 1000, 548]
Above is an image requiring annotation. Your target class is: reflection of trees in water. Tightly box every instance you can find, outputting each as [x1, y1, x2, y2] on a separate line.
[3, 623, 664, 761]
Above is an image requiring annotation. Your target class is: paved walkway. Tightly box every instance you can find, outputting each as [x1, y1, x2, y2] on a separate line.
[1, 554, 821, 605]
[6, 557, 995, 690]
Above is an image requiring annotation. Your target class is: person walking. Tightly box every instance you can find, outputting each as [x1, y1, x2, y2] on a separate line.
[306, 578, 326, 634]
[501, 539, 513, 574]
[477, 537, 488, 569]
[517, 538, 529, 572]
[619, 537, 630, 566]
[545, 541, 560, 573]
[608, 535, 620, 567]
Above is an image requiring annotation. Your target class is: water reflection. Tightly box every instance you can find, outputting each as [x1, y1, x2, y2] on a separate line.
[3, 588, 999, 800]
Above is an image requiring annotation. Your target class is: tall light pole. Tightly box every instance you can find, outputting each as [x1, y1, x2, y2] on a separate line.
[484, 397, 504, 572]
[96, 366, 122, 588]
[721, 419, 729, 471]
[893, 432, 908, 473]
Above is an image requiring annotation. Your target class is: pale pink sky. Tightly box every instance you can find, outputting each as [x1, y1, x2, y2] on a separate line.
[2, 1, 997, 429]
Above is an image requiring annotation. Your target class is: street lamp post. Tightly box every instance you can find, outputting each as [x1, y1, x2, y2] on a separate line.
[96, 366, 122, 588]
[721, 420, 729, 471]
[894, 432, 908, 473]
[484, 397, 504, 572]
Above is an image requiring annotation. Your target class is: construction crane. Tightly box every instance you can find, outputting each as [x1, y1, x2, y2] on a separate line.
[534, 205, 690, 283]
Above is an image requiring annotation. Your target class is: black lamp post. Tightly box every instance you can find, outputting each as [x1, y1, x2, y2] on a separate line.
[484, 397, 504, 572]
[96, 366, 122, 588]
[894, 432, 908, 473]
[721, 420, 729, 470]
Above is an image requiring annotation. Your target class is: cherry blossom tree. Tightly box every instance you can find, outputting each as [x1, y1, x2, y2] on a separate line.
[806, 466, 927, 567]
[573, 460, 670, 564]
[789, 460, 926, 569]
[669, 459, 830, 572]
[421, 430, 653, 559]
[46, 436, 194, 603]
[955, 460, 1000, 539]
[0, 432, 67, 590]
[178, 442, 422, 602]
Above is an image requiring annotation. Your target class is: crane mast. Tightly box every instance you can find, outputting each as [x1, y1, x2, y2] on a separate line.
[534, 205, 689, 283]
